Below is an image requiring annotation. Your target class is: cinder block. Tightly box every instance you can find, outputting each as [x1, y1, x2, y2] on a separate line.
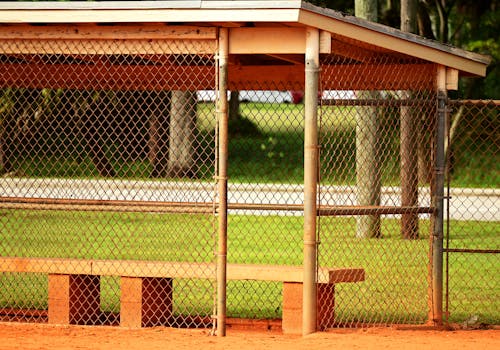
[48, 274, 70, 324]
[120, 277, 143, 328]
[282, 282, 303, 334]
[48, 274, 101, 325]
[282, 282, 336, 334]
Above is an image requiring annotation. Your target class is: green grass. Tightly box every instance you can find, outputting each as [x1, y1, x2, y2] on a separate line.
[0, 209, 498, 325]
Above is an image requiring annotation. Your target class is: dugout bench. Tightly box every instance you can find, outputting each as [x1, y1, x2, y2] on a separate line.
[0, 257, 365, 334]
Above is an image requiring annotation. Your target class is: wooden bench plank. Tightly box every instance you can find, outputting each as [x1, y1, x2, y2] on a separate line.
[1, 257, 94, 275]
[0, 257, 365, 283]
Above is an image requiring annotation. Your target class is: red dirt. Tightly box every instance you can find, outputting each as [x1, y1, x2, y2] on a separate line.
[0, 323, 498, 350]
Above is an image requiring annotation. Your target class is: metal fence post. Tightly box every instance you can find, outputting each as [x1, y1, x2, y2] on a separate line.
[431, 65, 447, 326]
[303, 26, 319, 336]
[217, 27, 229, 337]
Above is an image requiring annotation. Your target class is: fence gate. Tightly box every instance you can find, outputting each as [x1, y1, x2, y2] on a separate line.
[0, 28, 220, 328]
[444, 100, 499, 327]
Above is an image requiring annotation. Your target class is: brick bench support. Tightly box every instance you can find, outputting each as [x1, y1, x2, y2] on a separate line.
[48, 274, 100, 325]
[120, 277, 173, 328]
[282, 282, 336, 334]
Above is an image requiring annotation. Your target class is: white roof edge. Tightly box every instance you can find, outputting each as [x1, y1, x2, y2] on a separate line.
[0, 1, 303, 10]
[0, 1, 200, 10]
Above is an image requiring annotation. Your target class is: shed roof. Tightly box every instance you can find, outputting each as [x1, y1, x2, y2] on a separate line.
[0, 0, 490, 77]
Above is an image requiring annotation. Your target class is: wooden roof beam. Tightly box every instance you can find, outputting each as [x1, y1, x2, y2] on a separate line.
[0, 61, 434, 91]
[0, 39, 216, 56]
[229, 27, 305, 54]
[0, 24, 217, 40]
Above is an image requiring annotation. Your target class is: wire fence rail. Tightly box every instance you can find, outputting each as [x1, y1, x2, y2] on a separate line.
[0, 28, 497, 333]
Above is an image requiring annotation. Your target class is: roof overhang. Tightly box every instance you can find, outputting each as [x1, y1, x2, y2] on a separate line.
[0, 0, 491, 77]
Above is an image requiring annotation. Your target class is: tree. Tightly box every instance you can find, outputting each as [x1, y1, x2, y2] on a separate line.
[148, 91, 171, 178]
[167, 91, 198, 178]
[82, 93, 116, 177]
[0, 89, 18, 175]
[355, 0, 378, 21]
[400, 0, 420, 239]
[229, 90, 240, 121]
[355, 0, 382, 239]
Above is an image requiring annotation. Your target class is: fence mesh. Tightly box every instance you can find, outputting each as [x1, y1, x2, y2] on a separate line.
[445, 100, 499, 326]
[0, 27, 497, 331]
[224, 85, 305, 320]
[317, 39, 437, 327]
[0, 37, 218, 327]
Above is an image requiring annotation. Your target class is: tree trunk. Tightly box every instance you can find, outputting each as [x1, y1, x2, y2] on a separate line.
[418, 117, 434, 185]
[148, 91, 170, 178]
[355, 91, 382, 239]
[0, 89, 38, 176]
[401, 0, 418, 32]
[414, 2, 436, 185]
[400, 92, 419, 239]
[229, 90, 240, 121]
[83, 96, 115, 178]
[416, 1, 436, 40]
[0, 112, 15, 174]
[168, 90, 197, 178]
[355, 0, 378, 22]
[400, 0, 419, 239]
[355, 0, 381, 238]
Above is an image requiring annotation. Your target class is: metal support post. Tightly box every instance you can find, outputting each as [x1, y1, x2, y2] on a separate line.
[431, 65, 447, 326]
[303, 26, 319, 336]
[216, 27, 229, 337]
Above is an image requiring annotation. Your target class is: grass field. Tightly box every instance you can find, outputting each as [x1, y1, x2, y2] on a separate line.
[0, 209, 498, 325]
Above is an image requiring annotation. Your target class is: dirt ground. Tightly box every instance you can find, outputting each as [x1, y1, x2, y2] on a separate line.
[0, 323, 498, 350]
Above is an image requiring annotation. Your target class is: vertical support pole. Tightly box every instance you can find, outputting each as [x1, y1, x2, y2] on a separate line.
[431, 65, 446, 326]
[216, 27, 229, 337]
[303, 26, 319, 336]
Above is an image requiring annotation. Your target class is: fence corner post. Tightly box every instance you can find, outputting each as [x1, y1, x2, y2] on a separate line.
[216, 26, 229, 337]
[431, 64, 447, 326]
[303, 26, 320, 336]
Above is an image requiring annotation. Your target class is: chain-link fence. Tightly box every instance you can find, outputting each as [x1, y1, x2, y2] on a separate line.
[0, 26, 497, 332]
[224, 85, 305, 321]
[0, 36, 219, 327]
[445, 100, 499, 326]
[316, 44, 437, 327]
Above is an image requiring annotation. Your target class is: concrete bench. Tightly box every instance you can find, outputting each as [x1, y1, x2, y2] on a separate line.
[0, 257, 365, 333]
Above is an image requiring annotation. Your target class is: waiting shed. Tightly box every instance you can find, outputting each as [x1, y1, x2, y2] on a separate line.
[0, 0, 490, 337]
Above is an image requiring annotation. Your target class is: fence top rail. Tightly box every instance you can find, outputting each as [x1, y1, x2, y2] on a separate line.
[0, 257, 365, 284]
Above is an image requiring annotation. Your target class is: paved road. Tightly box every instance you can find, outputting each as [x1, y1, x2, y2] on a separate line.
[1, 178, 498, 221]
